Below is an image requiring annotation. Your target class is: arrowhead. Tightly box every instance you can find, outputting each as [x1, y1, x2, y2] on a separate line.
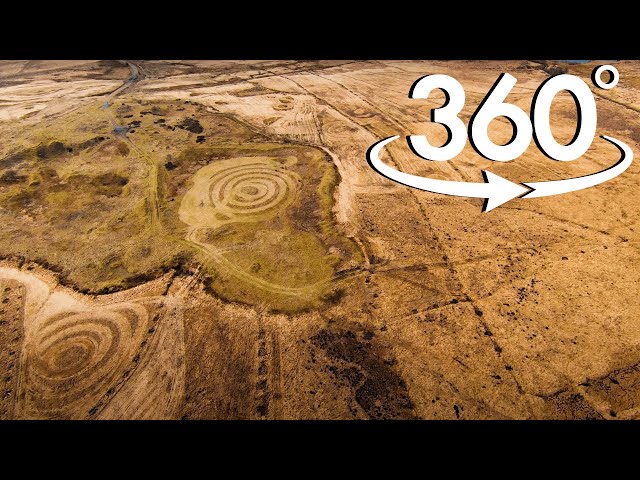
[482, 171, 531, 212]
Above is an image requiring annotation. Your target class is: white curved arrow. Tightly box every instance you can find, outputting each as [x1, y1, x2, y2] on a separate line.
[521, 135, 633, 198]
[367, 136, 530, 211]
[367, 135, 633, 211]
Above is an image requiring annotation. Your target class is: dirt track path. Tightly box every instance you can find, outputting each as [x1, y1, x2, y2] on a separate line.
[184, 228, 327, 297]
[98, 61, 161, 229]
[126, 139, 161, 229]
[106, 61, 146, 102]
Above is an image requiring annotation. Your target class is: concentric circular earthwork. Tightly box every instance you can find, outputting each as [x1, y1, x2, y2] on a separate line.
[23, 304, 147, 417]
[207, 162, 297, 219]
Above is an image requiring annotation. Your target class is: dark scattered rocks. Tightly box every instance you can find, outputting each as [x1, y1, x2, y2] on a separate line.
[310, 328, 415, 419]
[544, 391, 604, 420]
[544, 64, 568, 77]
[36, 141, 66, 159]
[117, 142, 130, 156]
[177, 117, 204, 134]
[90, 172, 129, 196]
[112, 125, 130, 135]
[77, 136, 106, 150]
[0, 151, 27, 169]
[0, 170, 26, 185]
[116, 104, 133, 116]
[140, 106, 165, 116]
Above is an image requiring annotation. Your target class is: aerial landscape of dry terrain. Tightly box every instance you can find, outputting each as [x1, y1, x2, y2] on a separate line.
[0, 59, 638, 419]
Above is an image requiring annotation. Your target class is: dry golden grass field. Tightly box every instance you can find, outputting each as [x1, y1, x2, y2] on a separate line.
[0, 60, 638, 419]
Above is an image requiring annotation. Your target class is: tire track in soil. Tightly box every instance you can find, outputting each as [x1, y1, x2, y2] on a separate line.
[125, 139, 161, 229]
[255, 313, 270, 418]
[253, 308, 283, 419]
[0, 279, 25, 419]
[270, 328, 283, 419]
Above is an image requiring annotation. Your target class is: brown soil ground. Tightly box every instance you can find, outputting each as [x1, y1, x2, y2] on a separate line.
[0, 60, 638, 419]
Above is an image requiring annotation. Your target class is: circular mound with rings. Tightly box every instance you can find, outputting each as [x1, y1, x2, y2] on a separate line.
[179, 157, 300, 229]
[208, 162, 297, 218]
[23, 304, 147, 417]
